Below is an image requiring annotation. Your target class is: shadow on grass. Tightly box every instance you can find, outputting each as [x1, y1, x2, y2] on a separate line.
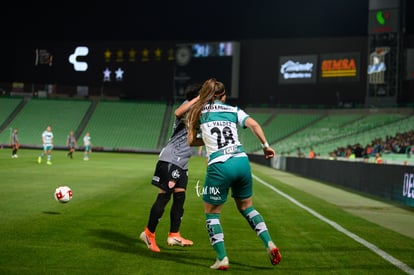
[88, 229, 274, 271]
[88, 229, 138, 254]
[42, 211, 61, 215]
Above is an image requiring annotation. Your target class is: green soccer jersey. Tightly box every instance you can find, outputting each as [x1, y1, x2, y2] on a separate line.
[199, 100, 249, 165]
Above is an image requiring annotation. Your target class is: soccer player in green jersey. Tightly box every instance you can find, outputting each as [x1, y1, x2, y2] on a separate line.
[186, 78, 282, 270]
[38, 125, 54, 165]
[83, 132, 92, 161]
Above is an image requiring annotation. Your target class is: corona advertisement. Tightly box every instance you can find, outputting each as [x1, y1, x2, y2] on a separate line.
[368, 47, 390, 84]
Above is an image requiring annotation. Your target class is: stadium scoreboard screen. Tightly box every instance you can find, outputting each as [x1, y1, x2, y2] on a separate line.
[174, 41, 240, 99]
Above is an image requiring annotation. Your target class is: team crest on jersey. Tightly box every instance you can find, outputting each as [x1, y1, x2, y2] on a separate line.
[168, 181, 176, 189]
[171, 169, 180, 179]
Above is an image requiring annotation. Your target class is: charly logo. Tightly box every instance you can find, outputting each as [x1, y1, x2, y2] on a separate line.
[68, 46, 89, 71]
[402, 173, 414, 199]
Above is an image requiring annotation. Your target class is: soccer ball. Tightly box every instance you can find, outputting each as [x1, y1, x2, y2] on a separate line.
[54, 186, 73, 203]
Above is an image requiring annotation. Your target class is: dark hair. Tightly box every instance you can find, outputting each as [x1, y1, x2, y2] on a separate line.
[185, 83, 202, 100]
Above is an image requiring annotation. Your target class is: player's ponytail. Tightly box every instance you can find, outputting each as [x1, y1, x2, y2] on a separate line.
[186, 78, 223, 136]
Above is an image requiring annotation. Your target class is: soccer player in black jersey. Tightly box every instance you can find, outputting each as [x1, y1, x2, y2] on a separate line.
[11, 128, 19, 158]
[140, 83, 202, 252]
[66, 131, 77, 159]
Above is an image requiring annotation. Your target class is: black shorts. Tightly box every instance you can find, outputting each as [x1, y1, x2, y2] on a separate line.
[151, 161, 188, 192]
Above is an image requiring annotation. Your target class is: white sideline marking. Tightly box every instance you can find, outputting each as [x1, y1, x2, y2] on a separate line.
[253, 174, 414, 275]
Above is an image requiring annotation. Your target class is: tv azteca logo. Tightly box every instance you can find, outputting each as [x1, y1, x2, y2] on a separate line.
[69, 46, 89, 71]
[402, 173, 414, 199]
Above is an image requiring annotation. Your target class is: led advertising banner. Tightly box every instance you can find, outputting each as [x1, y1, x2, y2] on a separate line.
[406, 48, 414, 80]
[319, 52, 360, 82]
[278, 55, 317, 84]
[14, 41, 176, 99]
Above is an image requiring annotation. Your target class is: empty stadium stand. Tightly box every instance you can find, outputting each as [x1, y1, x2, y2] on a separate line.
[0, 97, 91, 147]
[0, 96, 413, 166]
[83, 100, 167, 151]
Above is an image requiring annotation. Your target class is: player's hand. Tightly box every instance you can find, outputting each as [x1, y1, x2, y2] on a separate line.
[263, 147, 275, 159]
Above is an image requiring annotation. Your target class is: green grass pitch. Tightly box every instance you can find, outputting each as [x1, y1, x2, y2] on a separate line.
[0, 148, 413, 274]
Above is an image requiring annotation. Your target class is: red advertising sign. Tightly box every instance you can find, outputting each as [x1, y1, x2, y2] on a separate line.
[320, 52, 360, 82]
